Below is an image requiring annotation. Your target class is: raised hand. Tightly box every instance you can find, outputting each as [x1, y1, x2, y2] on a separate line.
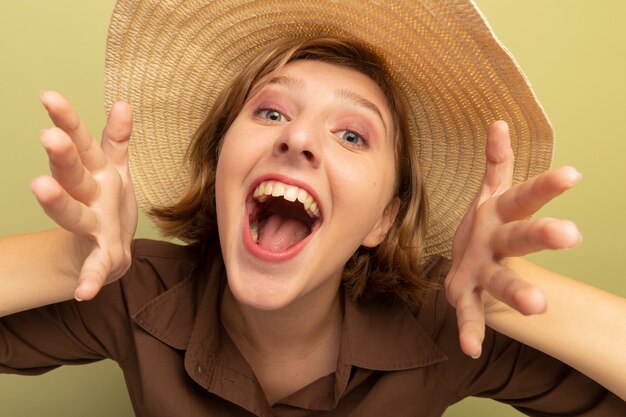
[31, 91, 137, 302]
[444, 121, 582, 358]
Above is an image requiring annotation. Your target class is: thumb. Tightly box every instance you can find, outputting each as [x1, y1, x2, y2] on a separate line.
[74, 248, 113, 301]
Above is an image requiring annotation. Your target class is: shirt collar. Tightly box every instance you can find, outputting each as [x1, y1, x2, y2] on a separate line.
[131, 257, 207, 351]
[341, 293, 447, 371]
[134, 255, 270, 415]
[132, 255, 448, 414]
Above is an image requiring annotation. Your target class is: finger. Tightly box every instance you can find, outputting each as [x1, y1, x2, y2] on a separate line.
[40, 91, 108, 171]
[496, 166, 581, 222]
[479, 262, 547, 315]
[30, 176, 97, 234]
[455, 290, 485, 358]
[75, 274, 105, 302]
[74, 249, 112, 301]
[101, 101, 133, 176]
[481, 120, 515, 197]
[40, 127, 99, 203]
[492, 217, 582, 257]
[101, 102, 132, 150]
[451, 121, 514, 253]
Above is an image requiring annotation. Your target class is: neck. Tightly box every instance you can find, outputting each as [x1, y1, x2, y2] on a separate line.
[220, 280, 345, 405]
[220, 283, 343, 360]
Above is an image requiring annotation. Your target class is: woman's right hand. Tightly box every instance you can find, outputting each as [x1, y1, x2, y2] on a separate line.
[31, 91, 137, 301]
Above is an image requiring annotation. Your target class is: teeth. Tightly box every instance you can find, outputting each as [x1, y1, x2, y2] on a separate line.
[271, 183, 285, 197]
[284, 186, 298, 202]
[253, 184, 263, 198]
[297, 189, 308, 204]
[250, 223, 259, 243]
[252, 180, 320, 218]
[303, 195, 313, 210]
[307, 202, 318, 218]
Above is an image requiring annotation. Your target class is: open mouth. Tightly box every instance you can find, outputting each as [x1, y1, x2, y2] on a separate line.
[247, 180, 322, 254]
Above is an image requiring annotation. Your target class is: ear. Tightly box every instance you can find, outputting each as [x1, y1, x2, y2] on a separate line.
[361, 196, 401, 248]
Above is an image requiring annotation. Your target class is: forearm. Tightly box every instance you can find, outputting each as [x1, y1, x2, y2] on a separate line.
[486, 257, 626, 400]
[0, 228, 86, 316]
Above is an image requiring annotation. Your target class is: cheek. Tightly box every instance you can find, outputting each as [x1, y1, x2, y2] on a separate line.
[218, 120, 270, 174]
[214, 124, 267, 223]
[333, 155, 395, 222]
[214, 132, 245, 225]
[214, 144, 230, 210]
[216, 128, 252, 185]
[216, 130, 240, 175]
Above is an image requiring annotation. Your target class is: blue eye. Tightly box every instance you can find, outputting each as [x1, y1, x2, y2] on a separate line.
[337, 130, 366, 146]
[258, 109, 285, 122]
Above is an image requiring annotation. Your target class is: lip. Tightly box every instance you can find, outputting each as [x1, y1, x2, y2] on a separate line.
[242, 173, 323, 262]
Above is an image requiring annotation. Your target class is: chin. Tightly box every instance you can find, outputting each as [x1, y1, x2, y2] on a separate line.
[225, 268, 304, 311]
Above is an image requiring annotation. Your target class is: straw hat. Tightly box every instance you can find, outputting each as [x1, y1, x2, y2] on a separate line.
[104, 0, 553, 259]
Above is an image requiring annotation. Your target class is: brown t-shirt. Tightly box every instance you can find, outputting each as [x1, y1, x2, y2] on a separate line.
[1, 239, 624, 416]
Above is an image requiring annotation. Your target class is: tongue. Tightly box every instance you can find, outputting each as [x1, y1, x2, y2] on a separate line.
[257, 214, 310, 252]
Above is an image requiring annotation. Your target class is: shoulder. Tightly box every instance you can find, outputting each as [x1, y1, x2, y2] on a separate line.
[131, 238, 203, 264]
[414, 256, 451, 335]
[129, 239, 202, 285]
[120, 239, 217, 313]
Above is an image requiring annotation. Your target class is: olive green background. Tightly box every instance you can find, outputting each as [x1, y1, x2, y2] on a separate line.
[1, 1, 624, 416]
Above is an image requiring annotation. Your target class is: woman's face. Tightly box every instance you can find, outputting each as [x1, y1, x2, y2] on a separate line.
[215, 59, 399, 310]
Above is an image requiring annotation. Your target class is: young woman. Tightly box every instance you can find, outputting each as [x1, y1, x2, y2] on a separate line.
[1, 1, 625, 416]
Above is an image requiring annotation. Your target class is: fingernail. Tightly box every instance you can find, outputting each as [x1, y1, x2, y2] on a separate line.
[40, 91, 52, 111]
[74, 289, 83, 302]
[564, 167, 582, 186]
[471, 349, 482, 360]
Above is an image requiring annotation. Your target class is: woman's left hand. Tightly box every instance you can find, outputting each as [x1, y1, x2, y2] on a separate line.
[445, 120, 582, 358]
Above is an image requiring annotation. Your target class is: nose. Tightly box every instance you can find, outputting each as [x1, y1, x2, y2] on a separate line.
[272, 118, 321, 168]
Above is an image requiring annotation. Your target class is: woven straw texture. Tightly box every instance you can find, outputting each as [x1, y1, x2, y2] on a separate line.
[104, 0, 553, 258]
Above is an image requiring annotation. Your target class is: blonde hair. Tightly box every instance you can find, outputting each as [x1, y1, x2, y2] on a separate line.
[151, 37, 433, 306]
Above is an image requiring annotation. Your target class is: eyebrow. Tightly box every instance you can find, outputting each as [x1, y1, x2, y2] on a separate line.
[336, 88, 388, 134]
[268, 74, 305, 91]
[247, 74, 304, 98]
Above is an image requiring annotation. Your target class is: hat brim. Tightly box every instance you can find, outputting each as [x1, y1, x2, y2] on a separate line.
[104, 0, 553, 258]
